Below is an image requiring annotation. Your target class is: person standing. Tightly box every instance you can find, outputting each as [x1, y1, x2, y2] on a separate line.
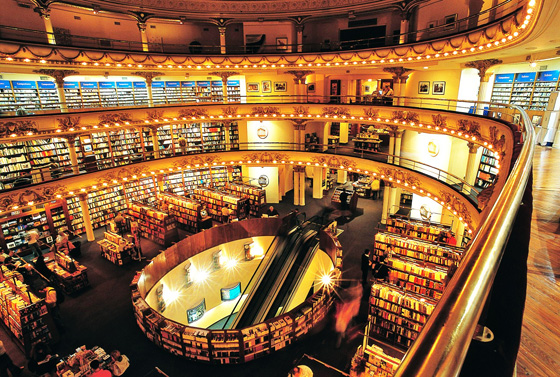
[114, 212, 126, 236]
[49, 158, 61, 179]
[0, 340, 23, 377]
[221, 205, 230, 224]
[108, 350, 129, 376]
[361, 249, 371, 285]
[339, 189, 349, 211]
[26, 227, 42, 258]
[371, 178, 380, 200]
[89, 360, 112, 377]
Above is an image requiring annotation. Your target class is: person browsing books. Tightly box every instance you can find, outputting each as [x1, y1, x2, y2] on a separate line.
[89, 359, 111, 377]
[108, 350, 129, 376]
[264, 205, 279, 217]
[25, 227, 42, 258]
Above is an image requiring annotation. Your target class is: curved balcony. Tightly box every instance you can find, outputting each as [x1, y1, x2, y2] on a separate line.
[0, 97, 533, 374]
[0, 0, 538, 70]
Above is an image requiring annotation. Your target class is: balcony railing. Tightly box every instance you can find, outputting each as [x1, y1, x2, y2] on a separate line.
[0, 0, 524, 55]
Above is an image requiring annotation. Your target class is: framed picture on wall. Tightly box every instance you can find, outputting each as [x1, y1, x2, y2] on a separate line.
[276, 37, 288, 51]
[262, 80, 272, 93]
[444, 14, 458, 31]
[418, 81, 430, 94]
[247, 82, 259, 92]
[433, 81, 446, 95]
[274, 82, 287, 92]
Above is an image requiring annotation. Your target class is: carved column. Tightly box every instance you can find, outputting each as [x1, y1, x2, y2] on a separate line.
[465, 59, 502, 114]
[394, 130, 404, 166]
[286, 71, 313, 102]
[78, 193, 95, 241]
[210, 71, 239, 103]
[464, 142, 480, 193]
[138, 22, 149, 52]
[63, 135, 80, 174]
[383, 67, 413, 106]
[296, 24, 304, 52]
[293, 166, 300, 206]
[218, 26, 227, 54]
[399, 10, 412, 44]
[33, 69, 78, 112]
[386, 126, 399, 164]
[131, 72, 163, 107]
[381, 182, 393, 224]
[35, 7, 56, 45]
[292, 120, 307, 151]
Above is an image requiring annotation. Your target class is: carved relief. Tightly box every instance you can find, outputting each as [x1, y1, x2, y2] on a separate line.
[0, 185, 67, 211]
[56, 117, 81, 132]
[377, 167, 422, 188]
[178, 108, 209, 119]
[146, 110, 164, 122]
[457, 119, 482, 139]
[321, 107, 350, 117]
[221, 107, 238, 118]
[392, 111, 419, 123]
[310, 155, 357, 169]
[98, 113, 133, 126]
[251, 106, 280, 116]
[241, 152, 291, 164]
[172, 155, 223, 169]
[0, 121, 39, 137]
[94, 166, 152, 185]
[476, 179, 497, 210]
[363, 108, 379, 119]
[438, 191, 474, 227]
[432, 114, 447, 128]
[293, 106, 309, 116]
[489, 126, 506, 157]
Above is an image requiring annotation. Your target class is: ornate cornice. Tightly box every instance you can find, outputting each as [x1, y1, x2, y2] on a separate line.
[33, 69, 79, 86]
[0, 185, 67, 211]
[209, 71, 240, 81]
[383, 67, 414, 83]
[321, 106, 350, 118]
[221, 106, 238, 118]
[286, 70, 314, 84]
[240, 152, 291, 164]
[293, 106, 309, 116]
[250, 106, 280, 116]
[292, 119, 307, 130]
[0, 121, 40, 138]
[98, 113, 134, 127]
[363, 108, 379, 119]
[465, 59, 503, 81]
[438, 191, 473, 228]
[131, 71, 164, 84]
[56, 116, 81, 132]
[172, 155, 223, 169]
[377, 167, 422, 188]
[457, 119, 482, 139]
[432, 114, 447, 129]
[309, 155, 357, 170]
[392, 110, 419, 123]
[178, 108, 209, 119]
[94, 166, 152, 185]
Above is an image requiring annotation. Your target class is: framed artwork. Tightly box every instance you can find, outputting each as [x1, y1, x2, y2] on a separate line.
[444, 14, 458, 30]
[276, 37, 288, 50]
[247, 82, 259, 92]
[274, 81, 287, 92]
[418, 81, 430, 94]
[262, 80, 271, 93]
[432, 81, 446, 95]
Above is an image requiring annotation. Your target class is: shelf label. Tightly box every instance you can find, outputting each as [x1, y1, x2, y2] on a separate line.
[0, 80, 11, 89]
[37, 81, 56, 89]
[12, 80, 37, 89]
[165, 81, 180, 88]
[537, 70, 560, 82]
[80, 82, 99, 89]
[99, 81, 116, 89]
[133, 81, 147, 88]
[514, 72, 536, 83]
[211, 80, 223, 87]
[117, 81, 133, 88]
[181, 81, 195, 87]
[494, 74, 514, 83]
[63, 82, 80, 89]
[197, 81, 210, 87]
[227, 80, 240, 86]
[152, 81, 165, 88]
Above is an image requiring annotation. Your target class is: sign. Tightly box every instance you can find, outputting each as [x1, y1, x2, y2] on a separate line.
[197, 81, 210, 87]
[165, 81, 180, 88]
[494, 74, 514, 83]
[37, 81, 56, 89]
[12, 80, 37, 89]
[227, 80, 240, 86]
[80, 82, 98, 89]
[0, 80, 11, 89]
[116, 81, 133, 89]
[187, 299, 206, 323]
[211, 80, 223, 87]
[99, 81, 116, 89]
[515, 72, 536, 83]
[133, 81, 147, 88]
[181, 81, 196, 87]
[257, 126, 268, 139]
[258, 175, 270, 187]
[537, 70, 560, 82]
[151, 81, 165, 88]
[63, 82, 79, 89]
[221, 282, 241, 301]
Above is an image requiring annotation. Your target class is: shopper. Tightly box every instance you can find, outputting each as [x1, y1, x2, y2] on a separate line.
[49, 158, 61, 179]
[55, 231, 76, 256]
[264, 205, 279, 217]
[108, 350, 129, 376]
[28, 341, 58, 376]
[339, 189, 349, 210]
[40, 283, 64, 332]
[381, 84, 394, 105]
[0, 340, 23, 377]
[114, 212, 126, 236]
[221, 205, 231, 223]
[361, 249, 371, 285]
[370, 178, 380, 200]
[89, 360, 112, 377]
[129, 220, 144, 261]
[25, 227, 42, 258]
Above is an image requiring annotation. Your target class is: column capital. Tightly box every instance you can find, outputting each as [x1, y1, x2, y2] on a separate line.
[137, 21, 147, 32]
[78, 193, 88, 200]
[131, 71, 164, 85]
[286, 70, 314, 84]
[210, 71, 240, 82]
[386, 124, 400, 137]
[218, 26, 227, 35]
[292, 119, 307, 130]
[294, 165, 306, 173]
[465, 59, 502, 82]
[34, 6, 50, 20]
[33, 69, 78, 86]
[383, 67, 413, 83]
[467, 141, 480, 154]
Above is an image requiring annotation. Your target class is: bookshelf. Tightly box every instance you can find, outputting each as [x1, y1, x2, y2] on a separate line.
[116, 81, 135, 107]
[196, 81, 212, 102]
[490, 70, 560, 111]
[164, 81, 182, 104]
[80, 82, 101, 108]
[211, 81, 224, 102]
[181, 81, 197, 103]
[66, 197, 85, 235]
[193, 188, 248, 222]
[127, 202, 179, 247]
[157, 192, 201, 233]
[0, 208, 50, 256]
[352, 177, 372, 198]
[133, 81, 149, 105]
[47, 253, 89, 294]
[151, 81, 167, 105]
[361, 344, 402, 376]
[0, 272, 56, 355]
[63, 82, 82, 109]
[37, 81, 60, 110]
[385, 256, 447, 300]
[98, 81, 118, 107]
[475, 148, 499, 189]
[109, 129, 143, 166]
[87, 186, 128, 229]
[89, 132, 112, 169]
[157, 125, 174, 157]
[45, 201, 70, 236]
[226, 80, 241, 103]
[202, 123, 225, 152]
[12, 80, 40, 112]
[0, 80, 17, 112]
[385, 217, 456, 245]
[223, 183, 266, 217]
[124, 177, 157, 205]
[97, 231, 132, 265]
[162, 173, 185, 195]
[490, 73, 514, 105]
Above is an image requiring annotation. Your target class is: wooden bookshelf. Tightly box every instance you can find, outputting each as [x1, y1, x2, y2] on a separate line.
[223, 183, 266, 217]
[475, 148, 500, 189]
[87, 186, 128, 230]
[156, 192, 201, 233]
[127, 202, 178, 247]
[124, 177, 157, 205]
[0, 208, 51, 256]
[193, 188, 248, 222]
[46, 253, 89, 294]
[385, 217, 456, 245]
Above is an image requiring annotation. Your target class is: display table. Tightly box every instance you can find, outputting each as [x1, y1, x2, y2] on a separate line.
[46, 253, 89, 294]
[97, 231, 133, 266]
[56, 346, 110, 377]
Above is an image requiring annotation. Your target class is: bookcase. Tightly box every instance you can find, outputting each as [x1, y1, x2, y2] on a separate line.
[97, 231, 132, 265]
[0, 272, 56, 355]
[226, 80, 241, 102]
[193, 188, 248, 221]
[385, 256, 447, 300]
[196, 81, 212, 102]
[157, 192, 201, 233]
[210, 81, 224, 102]
[37, 81, 60, 110]
[151, 81, 167, 105]
[127, 202, 179, 247]
[89, 132, 112, 169]
[361, 343, 402, 376]
[12, 80, 40, 113]
[109, 129, 143, 166]
[0, 208, 51, 256]
[180, 81, 197, 103]
[223, 183, 266, 217]
[47, 253, 89, 294]
[160, 320, 185, 357]
[87, 186, 128, 229]
[0, 142, 33, 188]
[490, 70, 560, 111]
[352, 177, 372, 197]
[45, 200, 70, 236]
[385, 217, 457, 245]
[179, 166, 228, 192]
[124, 177, 157, 205]
[162, 173, 185, 195]
[475, 148, 499, 189]
[66, 197, 85, 234]
[202, 123, 225, 152]
[63, 82, 82, 109]
[133, 81, 149, 105]
[80, 82, 101, 108]
[353, 134, 382, 153]
[157, 125, 174, 157]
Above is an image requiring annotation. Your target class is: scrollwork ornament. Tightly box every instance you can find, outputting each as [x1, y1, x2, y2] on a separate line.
[432, 114, 447, 128]
[56, 117, 81, 132]
[98, 113, 133, 127]
[241, 152, 291, 164]
[321, 107, 350, 118]
[0, 121, 39, 138]
[94, 166, 151, 185]
[178, 108, 209, 119]
[146, 110, 164, 122]
[392, 111, 419, 123]
[377, 167, 422, 188]
[0, 184, 67, 211]
[172, 155, 223, 169]
[310, 155, 357, 170]
[250, 106, 280, 116]
[221, 107, 238, 118]
[363, 108, 379, 119]
[293, 106, 309, 116]
[457, 119, 482, 139]
[438, 191, 474, 228]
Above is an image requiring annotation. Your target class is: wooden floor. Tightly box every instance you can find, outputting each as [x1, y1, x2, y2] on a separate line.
[516, 146, 560, 376]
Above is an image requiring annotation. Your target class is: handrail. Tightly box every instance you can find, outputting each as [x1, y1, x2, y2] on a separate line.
[394, 105, 534, 375]
[0, 0, 523, 55]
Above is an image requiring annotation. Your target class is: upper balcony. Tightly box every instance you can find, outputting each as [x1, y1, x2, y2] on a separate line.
[0, 0, 540, 72]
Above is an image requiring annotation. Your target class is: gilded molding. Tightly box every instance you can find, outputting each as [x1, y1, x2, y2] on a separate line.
[457, 119, 482, 139]
[131, 72, 164, 85]
[0, 185, 67, 211]
[221, 107, 238, 118]
[377, 167, 422, 188]
[56, 117, 81, 132]
[293, 106, 309, 116]
[172, 155, 223, 169]
[33, 69, 79, 86]
[392, 110, 419, 123]
[465, 59, 502, 81]
[292, 119, 307, 130]
[363, 108, 379, 119]
[0, 121, 39, 138]
[321, 106, 350, 117]
[98, 113, 133, 126]
[432, 114, 447, 128]
[241, 152, 291, 164]
[178, 108, 209, 119]
[438, 191, 474, 228]
[309, 155, 357, 169]
[146, 110, 164, 122]
[476, 180, 497, 210]
[250, 106, 280, 116]
[94, 166, 152, 185]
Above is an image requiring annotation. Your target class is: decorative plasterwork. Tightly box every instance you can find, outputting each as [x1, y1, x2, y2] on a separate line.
[392, 110, 419, 123]
[321, 106, 350, 117]
[476, 179, 497, 211]
[98, 113, 133, 126]
[250, 107, 280, 116]
[377, 167, 422, 188]
[457, 119, 482, 139]
[94, 166, 152, 185]
[209, 71, 239, 80]
[292, 119, 307, 130]
[293, 106, 309, 116]
[363, 108, 379, 119]
[240, 152, 291, 164]
[33, 69, 79, 85]
[309, 155, 357, 170]
[131, 72, 164, 84]
[0, 121, 39, 138]
[285, 70, 314, 84]
[465, 59, 503, 81]
[146, 110, 164, 122]
[221, 107, 238, 118]
[489, 126, 507, 158]
[172, 155, 223, 169]
[439, 190, 474, 228]
[383, 67, 414, 83]
[0, 185, 67, 211]
[56, 116, 81, 132]
[178, 108, 209, 119]
[432, 114, 447, 129]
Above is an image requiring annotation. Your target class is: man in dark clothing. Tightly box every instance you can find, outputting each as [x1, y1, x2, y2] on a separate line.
[264, 206, 279, 217]
[339, 189, 349, 210]
[361, 249, 371, 285]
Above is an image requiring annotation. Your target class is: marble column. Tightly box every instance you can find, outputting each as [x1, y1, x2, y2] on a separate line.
[64, 136, 79, 174]
[394, 130, 404, 166]
[381, 182, 392, 224]
[313, 167, 324, 199]
[36, 7, 56, 45]
[465, 59, 502, 114]
[32, 69, 78, 113]
[78, 193, 95, 241]
[296, 24, 304, 53]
